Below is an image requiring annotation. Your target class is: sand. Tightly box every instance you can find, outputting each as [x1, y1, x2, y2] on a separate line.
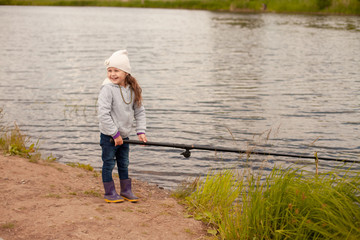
[0, 155, 207, 240]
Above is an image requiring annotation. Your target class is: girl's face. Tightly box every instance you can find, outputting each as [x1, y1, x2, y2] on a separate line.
[107, 67, 127, 86]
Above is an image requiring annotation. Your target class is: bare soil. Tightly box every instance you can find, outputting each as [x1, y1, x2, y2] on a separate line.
[0, 155, 207, 240]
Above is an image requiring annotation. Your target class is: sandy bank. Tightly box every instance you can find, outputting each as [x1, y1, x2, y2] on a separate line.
[0, 155, 206, 240]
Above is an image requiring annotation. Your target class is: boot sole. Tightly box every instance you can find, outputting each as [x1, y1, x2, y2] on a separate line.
[105, 199, 124, 203]
[122, 196, 139, 203]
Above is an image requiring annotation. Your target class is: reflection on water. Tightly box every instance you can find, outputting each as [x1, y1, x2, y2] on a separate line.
[0, 6, 359, 188]
[304, 16, 360, 31]
[212, 15, 264, 28]
[274, 15, 360, 32]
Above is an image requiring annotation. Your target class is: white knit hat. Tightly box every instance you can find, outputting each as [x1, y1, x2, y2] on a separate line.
[104, 50, 131, 74]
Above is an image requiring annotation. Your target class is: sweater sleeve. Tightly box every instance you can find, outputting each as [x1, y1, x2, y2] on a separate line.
[98, 85, 118, 137]
[134, 102, 146, 134]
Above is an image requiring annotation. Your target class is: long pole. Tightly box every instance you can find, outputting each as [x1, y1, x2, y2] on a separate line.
[123, 140, 359, 163]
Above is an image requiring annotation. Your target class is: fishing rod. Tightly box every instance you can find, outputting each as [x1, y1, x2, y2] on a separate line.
[123, 140, 359, 164]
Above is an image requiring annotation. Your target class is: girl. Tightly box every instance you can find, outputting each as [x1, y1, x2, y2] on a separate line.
[98, 50, 147, 203]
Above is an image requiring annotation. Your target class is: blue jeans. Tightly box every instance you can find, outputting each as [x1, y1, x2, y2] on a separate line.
[100, 133, 129, 182]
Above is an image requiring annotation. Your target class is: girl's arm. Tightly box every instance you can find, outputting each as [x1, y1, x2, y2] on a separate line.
[134, 102, 146, 142]
[98, 85, 119, 138]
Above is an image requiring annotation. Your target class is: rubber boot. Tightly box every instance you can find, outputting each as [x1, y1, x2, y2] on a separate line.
[103, 181, 124, 203]
[120, 178, 139, 203]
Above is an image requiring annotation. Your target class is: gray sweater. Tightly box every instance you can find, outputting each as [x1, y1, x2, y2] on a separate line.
[98, 78, 146, 138]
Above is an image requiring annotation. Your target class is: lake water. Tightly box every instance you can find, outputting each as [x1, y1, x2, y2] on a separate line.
[0, 6, 359, 189]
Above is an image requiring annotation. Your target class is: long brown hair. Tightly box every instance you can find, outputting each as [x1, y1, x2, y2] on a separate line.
[125, 74, 143, 107]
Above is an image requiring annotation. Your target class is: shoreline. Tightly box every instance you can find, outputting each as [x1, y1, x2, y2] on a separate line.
[1, 1, 359, 16]
[0, 154, 206, 239]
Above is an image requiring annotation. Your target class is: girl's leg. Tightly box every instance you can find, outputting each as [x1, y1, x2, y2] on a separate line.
[115, 139, 138, 202]
[115, 138, 130, 180]
[100, 133, 117, 182]
[100, 133, 123, 203]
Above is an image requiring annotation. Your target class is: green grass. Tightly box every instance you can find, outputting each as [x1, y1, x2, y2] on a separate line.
[0, 122, 42, 162]
[174, 166, 360, 239]
[0, 107, 56, 163]
[84, 189, 102, 197]
[0, 0, 359, 15]
[66, 162, 94, 171]
[45, 193, 62, 198]
[1, 222, 15, 229]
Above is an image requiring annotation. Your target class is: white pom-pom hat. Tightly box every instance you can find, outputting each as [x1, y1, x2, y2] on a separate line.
[104, 50, 131, 74]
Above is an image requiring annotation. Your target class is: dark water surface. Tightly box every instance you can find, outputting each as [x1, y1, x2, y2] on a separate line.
[1, 6, 359, 188]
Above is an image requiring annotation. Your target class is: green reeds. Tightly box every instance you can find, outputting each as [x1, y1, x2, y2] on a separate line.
[0, 122, 40, 161]
[0, 107, 52, 162]
[176, 166, 360, 239]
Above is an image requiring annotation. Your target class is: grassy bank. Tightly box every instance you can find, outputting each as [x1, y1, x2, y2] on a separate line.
[0, 0, 359, 15]
[174, 166, 360, 239]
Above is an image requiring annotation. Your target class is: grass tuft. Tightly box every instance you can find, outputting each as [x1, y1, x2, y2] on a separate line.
[0, 108, 57, 163]
[45, 193, 62, 198]
[66, 162, 94, 171]
[0, 123, 36, 158]
[1, 222, 15, 229]
[176, 165, 360, 239]
[84, 189, 102, 198]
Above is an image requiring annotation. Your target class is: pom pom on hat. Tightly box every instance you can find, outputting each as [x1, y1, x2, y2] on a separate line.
[104, 50, 131, 74]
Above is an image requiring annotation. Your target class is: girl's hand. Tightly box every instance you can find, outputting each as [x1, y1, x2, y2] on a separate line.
[114, 136, 123, 146]
[138, 134, 147, 143]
